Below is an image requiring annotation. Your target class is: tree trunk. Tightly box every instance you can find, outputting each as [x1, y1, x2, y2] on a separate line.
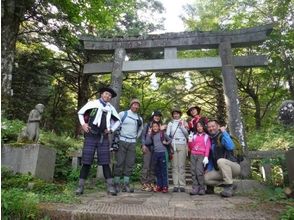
[253, 96, 262, 130]
[1, 0, 34, 110]
[286, 72, 294, 100]
[215, 81, 227, 126]
[75, 71, 90, 136]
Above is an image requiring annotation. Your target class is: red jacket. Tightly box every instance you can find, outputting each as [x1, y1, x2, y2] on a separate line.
[188, 115, 208, 132]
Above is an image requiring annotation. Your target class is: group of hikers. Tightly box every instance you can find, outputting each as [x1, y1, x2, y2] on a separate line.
[75, 86, 241, 198]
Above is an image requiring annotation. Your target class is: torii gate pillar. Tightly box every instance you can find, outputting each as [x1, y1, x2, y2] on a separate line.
[110, 48, 126, 111]
[219, 41, 247, 150]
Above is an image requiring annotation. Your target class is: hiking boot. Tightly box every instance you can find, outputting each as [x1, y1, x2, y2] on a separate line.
[173, 187, 179, 192]
[189, 186, 199, 196]
[122, 183, 134, 193]
[205, 185, 215, 194]
[162, 187, 168, 193]
[75, 185, 84, 195]
[220, 184, 235, 197]
[114, 183, 121, 194]
[198, 186, 206, 195]
[75, 179, 85, 195]
[106, 178, 117, 196]
[179, 187, 185, 192]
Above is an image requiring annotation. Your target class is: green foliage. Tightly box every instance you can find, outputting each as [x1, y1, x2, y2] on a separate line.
[40, 131, 82, 180]
[130, 145, 144, 182]
[1, 118, 25, 143]
[280, 206, 294, 220]
[1, 188, 40, 220]
[247, 124, 294, 151]
[1, 167, 79, 219]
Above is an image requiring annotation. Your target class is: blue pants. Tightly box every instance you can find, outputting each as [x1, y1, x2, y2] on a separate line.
[152, 151, 168, 188]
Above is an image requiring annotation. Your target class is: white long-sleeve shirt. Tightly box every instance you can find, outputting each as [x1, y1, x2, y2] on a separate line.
[166, 119, 189, 145]
[77, 99, 121, 132]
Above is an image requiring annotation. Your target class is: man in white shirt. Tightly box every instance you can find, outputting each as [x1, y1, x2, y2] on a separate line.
[113, 99, 143, 193]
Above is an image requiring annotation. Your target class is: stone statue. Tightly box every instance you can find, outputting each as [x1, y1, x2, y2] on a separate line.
[18, 104, 45, 142]
[278, 100, 294, 127]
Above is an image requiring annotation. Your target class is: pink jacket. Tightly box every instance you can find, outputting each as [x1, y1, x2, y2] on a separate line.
[188, 133, 211, 157]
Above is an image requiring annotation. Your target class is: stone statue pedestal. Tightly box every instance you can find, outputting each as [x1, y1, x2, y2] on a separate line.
[1, 144, 56, 181]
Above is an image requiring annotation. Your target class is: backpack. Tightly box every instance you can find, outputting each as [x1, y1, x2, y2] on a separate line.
[121, 111, 143, 132]
[216, 134, 244, 163]
[111, 111, 142, 151]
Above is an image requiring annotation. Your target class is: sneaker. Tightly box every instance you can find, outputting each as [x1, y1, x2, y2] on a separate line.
[173, 187, 179, 192]
[162, 187, 168, 193]
[220, 184, 235, 197]
[179, 187, 185, 192]
[189, 186, 199, 196]
[155, 186, 162, 192]
[150, 183, 157, 192]
[198, 186, 205, 195]
[205, 185, 215, 194]
[141, 183, 150, 191]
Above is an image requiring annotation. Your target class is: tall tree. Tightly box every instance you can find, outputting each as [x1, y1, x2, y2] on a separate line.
[1, 0, 35, 105]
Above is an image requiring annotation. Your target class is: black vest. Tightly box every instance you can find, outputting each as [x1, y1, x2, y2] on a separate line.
[210, 132, 237, 170]
[87, 108, 107, 135]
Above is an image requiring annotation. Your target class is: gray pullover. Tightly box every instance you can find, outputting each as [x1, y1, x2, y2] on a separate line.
[145, 132, 172, 153]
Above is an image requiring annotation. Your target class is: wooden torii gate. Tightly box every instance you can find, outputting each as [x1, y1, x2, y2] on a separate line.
[80, 24, 273, 153]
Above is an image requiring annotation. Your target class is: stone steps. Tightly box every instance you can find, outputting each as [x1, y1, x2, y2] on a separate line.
[168, 163, 192, 185]
[40, 188, 277, 220]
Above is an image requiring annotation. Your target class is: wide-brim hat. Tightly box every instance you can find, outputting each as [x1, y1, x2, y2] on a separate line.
[99, 87, 117, 98]
[171, 108, 182, 116]
[186, 105, 201, 117]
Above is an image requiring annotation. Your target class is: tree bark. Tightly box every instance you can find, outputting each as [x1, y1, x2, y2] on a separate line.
[214, 78, 227, 126]
[1, 0, 34, 109]
[75, 70, 90, 136]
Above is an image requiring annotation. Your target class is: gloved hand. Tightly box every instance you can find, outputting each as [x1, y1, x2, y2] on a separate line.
[203, 156, 209, 167]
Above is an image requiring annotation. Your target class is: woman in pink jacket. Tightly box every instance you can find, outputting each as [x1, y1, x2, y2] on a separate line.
[188, 121, 211, 195]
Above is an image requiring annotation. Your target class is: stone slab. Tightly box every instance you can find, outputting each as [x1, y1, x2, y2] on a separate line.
[1, 144, 56, 181]
[41, 187, 281, 220]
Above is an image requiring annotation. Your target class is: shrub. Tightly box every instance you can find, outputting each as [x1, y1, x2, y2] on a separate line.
[39, 131, 82, 180]
[280, 206, 294, 220]
[1, 118, 25, 143]
[1, 188, 39, 220]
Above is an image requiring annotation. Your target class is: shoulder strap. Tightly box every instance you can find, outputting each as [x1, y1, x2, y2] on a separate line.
[121, 111, 128, 123]
[204, 134, 209, 145]
[216, 132, 223, 147]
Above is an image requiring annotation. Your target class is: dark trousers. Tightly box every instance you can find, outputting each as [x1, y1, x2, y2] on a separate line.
[141, 149, 156, 184]
[153, 151, 168, 188]
[190, 154, 205, 187]
[113, 141, 136, 177]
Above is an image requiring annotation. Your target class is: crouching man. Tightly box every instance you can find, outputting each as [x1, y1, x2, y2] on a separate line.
[205, 120, 240, 197]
